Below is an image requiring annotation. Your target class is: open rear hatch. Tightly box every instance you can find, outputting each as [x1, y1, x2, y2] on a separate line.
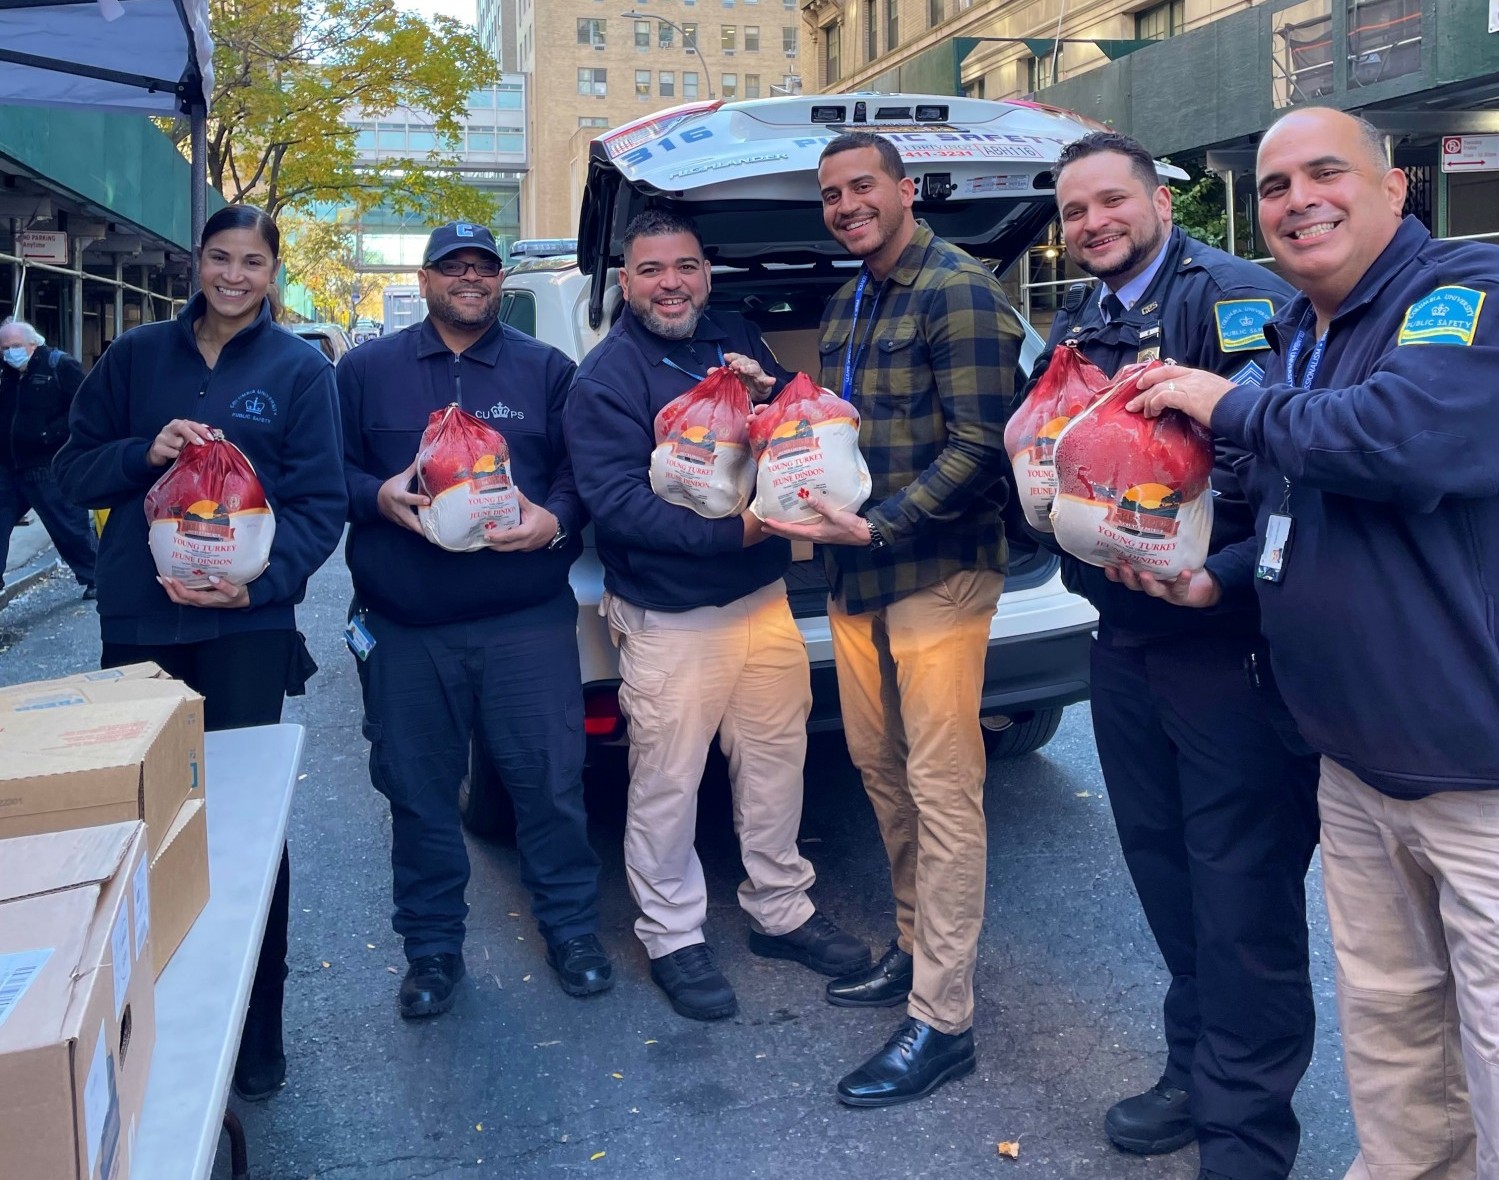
[577, 93, 1142, 328]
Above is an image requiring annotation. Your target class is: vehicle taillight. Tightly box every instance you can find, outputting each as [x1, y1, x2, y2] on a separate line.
[583, 688, 626, 740]
[599, 100, 724, 159]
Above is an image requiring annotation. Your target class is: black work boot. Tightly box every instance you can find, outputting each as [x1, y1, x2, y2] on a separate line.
[232, 969, 287, 1102]
[748, 913, 872, 977]
[400, 952, 467, 1019]
[650, 943, 737, 1020]
[1105, 1079, 1196, 1154]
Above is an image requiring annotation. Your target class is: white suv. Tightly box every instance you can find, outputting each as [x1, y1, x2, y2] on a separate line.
[462, 93, 1101, 836]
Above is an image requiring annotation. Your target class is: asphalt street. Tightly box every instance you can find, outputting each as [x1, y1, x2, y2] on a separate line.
[0, 549, 1359, 1180]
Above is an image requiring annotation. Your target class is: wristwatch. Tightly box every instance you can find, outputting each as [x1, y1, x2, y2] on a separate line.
[866, 520, 888, 551]
[547, 523, 569, 551]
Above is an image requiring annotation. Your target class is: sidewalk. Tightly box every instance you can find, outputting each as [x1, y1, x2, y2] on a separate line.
[1, 510, 61, 607]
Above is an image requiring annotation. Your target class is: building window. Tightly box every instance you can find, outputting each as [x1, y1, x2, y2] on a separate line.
[1027, 46, 1062, 90]
[378, 124, 405, 149]
[684, 70, 700, 98]
[745, 25, 760, 50]
[722, 72, 738, 97]
[745, 72, 761, 98]
[634, 19, 651, 48]
[660, 69, 676, 96]
[496, 133, 524, 153]
[496, 87, 524, 110]
[636, 69, 652, 96]
[1347, 0, 1421, 87]
[963, 76, 985, 98]
[1135, 0, 1185, 41]
[468, 131, 495, 151]
[929, 0, 944, 22]
[722, 25, 736, 52]
[885, 0, 898, 50]
[579, 116, 610, 128]
[864, 0, 876, 61]
[354, 127, 377, 150]
[578, 67, 608, 96]
[408, 129, 436, 151]
[658, 23, 675, 47]
[783, 26, 797, 54]
[577, 17, 606, 47]
[784, 0, 795, 7]
[682, 21, 699, 48]
[825, 21, 841, 83]
[1272, 0, 1334, 106]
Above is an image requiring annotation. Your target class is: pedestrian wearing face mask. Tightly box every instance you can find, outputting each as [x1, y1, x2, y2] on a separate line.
[0, 317, 96, 600]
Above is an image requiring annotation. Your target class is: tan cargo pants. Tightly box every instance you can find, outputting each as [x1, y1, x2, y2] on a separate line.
[827, 568, 1003, 1035]
[1319, 757, 1499, 1180]
[607, 579, 816, 959]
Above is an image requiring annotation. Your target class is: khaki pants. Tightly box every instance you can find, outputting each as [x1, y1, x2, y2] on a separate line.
[827, 568, 1002, 1034]
[607, 580, 816, 959]
[1319, 758, 1499, 1180]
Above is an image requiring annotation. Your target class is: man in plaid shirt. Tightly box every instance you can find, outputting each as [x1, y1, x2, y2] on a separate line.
[765, 130, 1019, 1107]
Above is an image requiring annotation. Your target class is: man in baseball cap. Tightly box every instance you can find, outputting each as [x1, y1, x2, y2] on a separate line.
[423, 221, 502, 264]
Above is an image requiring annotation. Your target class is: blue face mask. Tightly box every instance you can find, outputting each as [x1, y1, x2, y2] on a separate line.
[2, 347, 29, 370]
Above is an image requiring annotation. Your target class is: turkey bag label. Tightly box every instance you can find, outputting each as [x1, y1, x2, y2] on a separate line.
[650, 367, 755, 519]
[417, 403, 522, 552]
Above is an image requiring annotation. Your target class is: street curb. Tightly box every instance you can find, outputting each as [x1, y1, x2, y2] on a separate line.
[0, 546, 62, 610]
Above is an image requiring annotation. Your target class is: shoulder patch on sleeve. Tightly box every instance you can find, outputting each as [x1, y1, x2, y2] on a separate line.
[1228, 359, 1266, 387]
[1397, 285, 1486, 347]
[1213, 299, 1275, 353]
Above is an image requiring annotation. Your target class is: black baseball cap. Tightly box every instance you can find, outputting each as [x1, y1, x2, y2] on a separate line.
[423, 221, 502, 265]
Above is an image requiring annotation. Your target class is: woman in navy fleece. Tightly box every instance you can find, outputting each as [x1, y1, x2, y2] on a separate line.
[54, 205, 347, 1103]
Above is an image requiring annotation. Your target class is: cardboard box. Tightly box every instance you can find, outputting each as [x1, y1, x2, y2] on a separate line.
[0, 685, 204, 856]
[148, 797, 209, 977]
[0, 821, 157, 1180]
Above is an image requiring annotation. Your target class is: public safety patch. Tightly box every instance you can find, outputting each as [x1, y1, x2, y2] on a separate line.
[1228, 359, 1266, 387]
[1397, 285, 1486, 347]
[1214, 299, 1275, 353]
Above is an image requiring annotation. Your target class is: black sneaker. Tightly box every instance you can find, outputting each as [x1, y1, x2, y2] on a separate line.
[748, 913, 872, 977]
[81, 585, 97, 601]
[1105, 1080, 1196, 1154]
[650, 943, 737, 1021]
[399, 952, 466, 1019]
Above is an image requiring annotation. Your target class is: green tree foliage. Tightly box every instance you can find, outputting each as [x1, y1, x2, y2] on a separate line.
[168, 0, 498, 224]
[1168, 168, 1228, 252]
[281, 216, 389, 328]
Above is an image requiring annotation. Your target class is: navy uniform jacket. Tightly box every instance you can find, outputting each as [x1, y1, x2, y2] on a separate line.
[566, 306, 793, 613]
[55, 294, 346, 645]
[1025, 227, 1293, 644]
[338, 317, 584, 626]
[1210, 216, 1499, 799]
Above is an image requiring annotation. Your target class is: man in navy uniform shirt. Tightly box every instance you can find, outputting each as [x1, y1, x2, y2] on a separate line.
[1134, 107, 1499, 1180]
[1023, 132, 1320, 1180]
[339, 222, 609, 1017]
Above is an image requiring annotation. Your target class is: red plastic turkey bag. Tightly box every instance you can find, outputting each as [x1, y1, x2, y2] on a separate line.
[650, 367, 754, 518]
[145, 428, 274, 588]
[1004, 343, 1112, 531]
[747, 373, 871, 524]
[1049, 360, 1215, 578]
[416, 404, 522, 552]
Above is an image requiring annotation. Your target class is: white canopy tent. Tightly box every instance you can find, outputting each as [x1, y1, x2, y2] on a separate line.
[0, 0, 213, 258]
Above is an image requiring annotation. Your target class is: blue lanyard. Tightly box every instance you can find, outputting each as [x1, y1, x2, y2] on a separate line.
[661, 343, 726, 382]
[1283, 311, 1327, 390]
[841, 270, 885, 401]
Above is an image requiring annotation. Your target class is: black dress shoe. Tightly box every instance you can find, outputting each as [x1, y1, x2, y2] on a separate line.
[748, 913, 872, 977]
[546, 933, 614, 997]
[836, 1017, 976, 1107]
[826, 940, 913, 1008]
[1105, 1080, 1196, 1154]
[400, 952, 466, 1019]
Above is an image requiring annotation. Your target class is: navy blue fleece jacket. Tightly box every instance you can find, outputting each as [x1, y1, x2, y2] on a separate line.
[54, 295, 346, 645]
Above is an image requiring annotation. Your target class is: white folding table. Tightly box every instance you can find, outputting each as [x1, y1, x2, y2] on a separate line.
[133, 723, 305, 1180]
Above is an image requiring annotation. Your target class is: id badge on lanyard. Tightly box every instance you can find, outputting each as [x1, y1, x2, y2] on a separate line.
[1257, 313, 1325, 583]
[841, 270, 884, 402]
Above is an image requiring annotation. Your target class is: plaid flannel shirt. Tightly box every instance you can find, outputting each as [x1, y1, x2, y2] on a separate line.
[818, 223, 1020, 614]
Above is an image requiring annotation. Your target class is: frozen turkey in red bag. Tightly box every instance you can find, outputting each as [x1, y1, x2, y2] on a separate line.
[144, 428, 274, 588]
[650, 367, 755, 518]
[1003, 343, 1112, 531]
[1049, 360, 1215, 578]
[416, 403, 522, 552]
[747, 373, 871, 524]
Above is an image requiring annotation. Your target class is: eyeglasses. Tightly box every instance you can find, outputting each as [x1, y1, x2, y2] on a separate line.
[428, 257, 502, 278]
